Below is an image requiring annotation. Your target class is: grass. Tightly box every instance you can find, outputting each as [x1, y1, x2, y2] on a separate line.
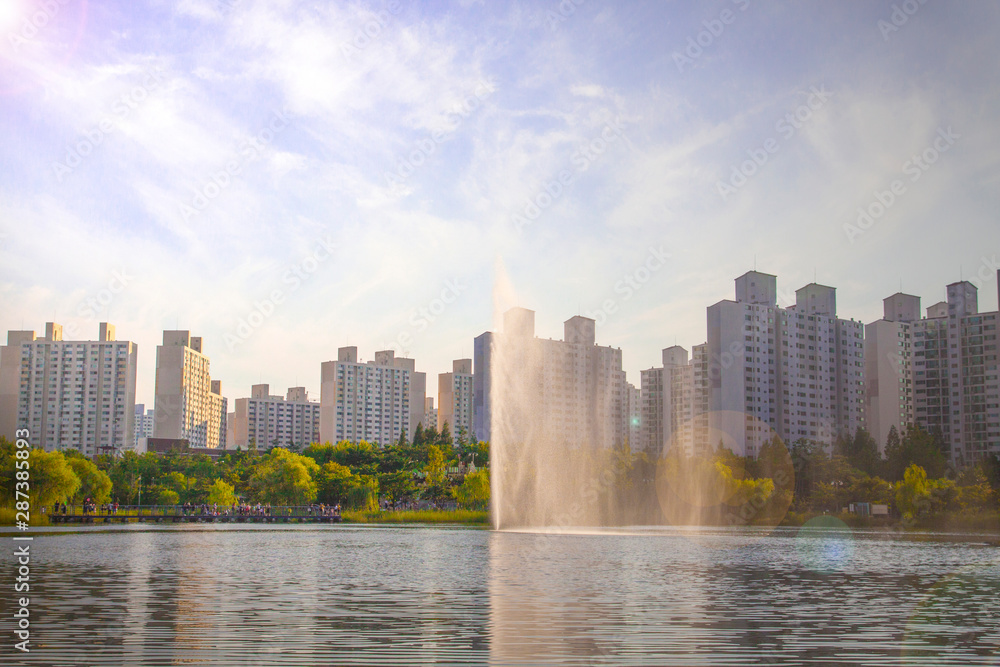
[0, 507, 51, 527]
[341, 509, 490, 525]
[780, 509, 1000, 534]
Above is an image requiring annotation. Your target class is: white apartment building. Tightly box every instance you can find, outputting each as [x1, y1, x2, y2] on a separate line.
[133, 403, 155, 450]
[911, 277, 1000, 466]
[0, 322, 137, 456]
[473, 309, 629, 450]
[864, 293, 919, 453]
[641, 346, 697, 457]
[231, 384, 320, 450]
[626, 381, 641, 450]
[319, 347, 426, 446]
[423, 397, 438, 434]
[706, 271, 865, 456]
[438, 358, 474, 443]
[152, 330, 227, 449]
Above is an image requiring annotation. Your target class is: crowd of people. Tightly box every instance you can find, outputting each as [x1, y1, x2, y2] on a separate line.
[176, 502, 342, 517]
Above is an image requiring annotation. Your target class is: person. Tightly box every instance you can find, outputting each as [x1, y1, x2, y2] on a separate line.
[61, 502, 67, 515]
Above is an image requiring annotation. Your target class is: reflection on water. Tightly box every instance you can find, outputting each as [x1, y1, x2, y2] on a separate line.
[5, 524, 998, 665]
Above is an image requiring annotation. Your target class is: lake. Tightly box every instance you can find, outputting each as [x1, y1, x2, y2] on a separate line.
[4, 523, 998, 665]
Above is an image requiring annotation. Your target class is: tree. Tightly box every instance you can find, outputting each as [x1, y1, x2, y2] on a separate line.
[424, 445, 446, 486]
[67, 457, 112, 506]
[379, 469, 417, 504]
[249, 448, 319, 505]
[206, 479, 238, 506]
[316, 461, 355, 504]
[437, 422, 452, 448]
[837, 427, 881, 477]
[885, 425, 948, 482]
[316, 462, 378, 509]
[895, 464, 930, 518]
[153, 487, 180, 505]
[454, 469, 490, 510]
[28, 449, 81, 508]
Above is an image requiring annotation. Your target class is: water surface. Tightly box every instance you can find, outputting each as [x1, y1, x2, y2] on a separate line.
[4, 524, 998, 665]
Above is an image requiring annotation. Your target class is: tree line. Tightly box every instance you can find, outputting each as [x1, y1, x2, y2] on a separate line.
[0, 424, 491, 513]
[2, 423, 998, 525]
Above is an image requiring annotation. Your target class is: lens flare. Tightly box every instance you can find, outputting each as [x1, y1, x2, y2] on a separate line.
[0, 0, 25, 35]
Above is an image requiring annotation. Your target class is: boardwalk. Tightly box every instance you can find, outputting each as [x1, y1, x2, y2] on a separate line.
[49, 513, 342, 524]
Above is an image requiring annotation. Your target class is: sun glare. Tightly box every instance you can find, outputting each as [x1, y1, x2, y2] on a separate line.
[0, 0, 25, 35]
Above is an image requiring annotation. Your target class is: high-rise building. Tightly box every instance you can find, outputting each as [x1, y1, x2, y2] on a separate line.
[626, 381, 641, 450]
[641, 346, 697, 457]
[438, 358, 474, 443]
[706, 271, 865, 456]
[319, 347, 426, 446]
[0, 322, 137, 456]
[473, 309, 629, 450]
[911, 276, 1000, 466]
[231, 384, 320, 450]
[133, 403, 155, 450]
[864, 293, 919, 453]
[152, 330, 227, 448]
[423, 397, 438, 434]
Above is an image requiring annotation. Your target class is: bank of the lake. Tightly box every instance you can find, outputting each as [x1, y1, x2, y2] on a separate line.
[341, 509, 489, 525]
[780, 509, 1000, 534]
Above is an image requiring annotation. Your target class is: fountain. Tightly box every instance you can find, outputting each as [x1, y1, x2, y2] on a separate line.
[488, 268, 794, 532]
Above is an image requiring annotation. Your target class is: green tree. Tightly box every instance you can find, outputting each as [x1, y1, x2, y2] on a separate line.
[67, 457, 112, 505]
[346, 475, 379, 511]
[153, 487, 180, 505]
[454, 469, 490, 510]
[205, 479, 238, 506]
[424, 444, 446, 486]
[28, 449, 81, 508]
[316, 461, 355, 504]
[248, 448, 319, 505]
[437, 422, 452, 448]
[886, 425, 948, 482]
[378, 469, 417, 504]
[895, 464, 930, 518]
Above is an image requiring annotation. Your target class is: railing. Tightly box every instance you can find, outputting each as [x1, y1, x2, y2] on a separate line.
[45, 505, 343, 518]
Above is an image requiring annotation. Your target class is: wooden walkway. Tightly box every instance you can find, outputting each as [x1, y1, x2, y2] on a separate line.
[48, 513, 342, 524]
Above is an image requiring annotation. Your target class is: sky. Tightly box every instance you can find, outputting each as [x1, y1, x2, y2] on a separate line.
[1, 0, 999, 409]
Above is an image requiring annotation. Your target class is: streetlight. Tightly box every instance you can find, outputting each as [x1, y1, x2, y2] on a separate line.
[137, 474, 142, 516]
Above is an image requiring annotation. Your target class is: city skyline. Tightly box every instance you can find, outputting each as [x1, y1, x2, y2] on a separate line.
[2, 1, 999, 407]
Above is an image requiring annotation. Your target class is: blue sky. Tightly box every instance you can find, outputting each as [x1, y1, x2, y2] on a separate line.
[1, 0, 998, 408]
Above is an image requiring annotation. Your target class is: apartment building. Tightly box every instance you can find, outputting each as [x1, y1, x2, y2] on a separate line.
[473, 308, 629, 450]
[0, 322, 137, 455]
[319, 347, 427, 446]
[864, 293, 919, 453]
[911, 277, 1000, 466]
[232, 384, 321, 450]
[438, 358, 474, 443]
[152, 330, 227, 448]
[133, 403, 155, 450]
[706, 271, 865, 456]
